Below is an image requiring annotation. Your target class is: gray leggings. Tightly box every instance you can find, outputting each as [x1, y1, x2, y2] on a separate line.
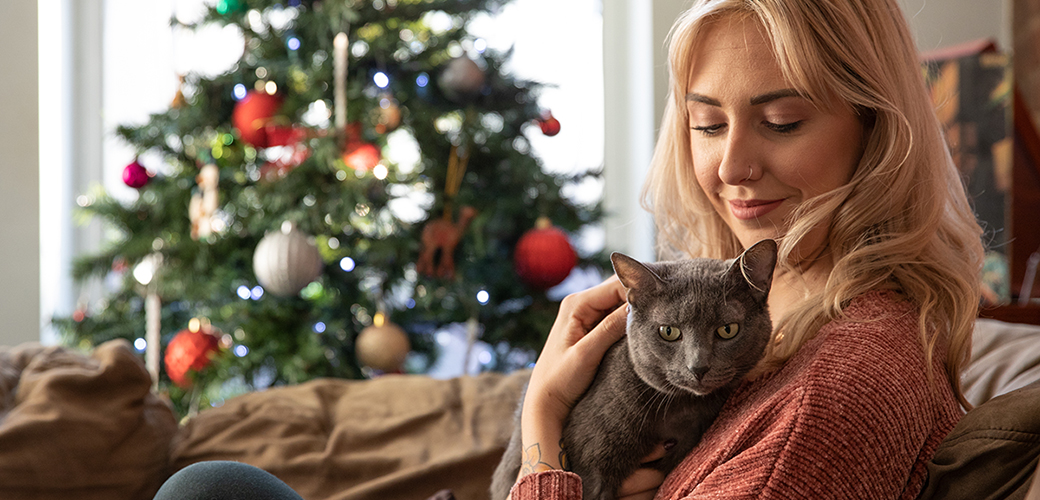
[154, 461, 304, 500]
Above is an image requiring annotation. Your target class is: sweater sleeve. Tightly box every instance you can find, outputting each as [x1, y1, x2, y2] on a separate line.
[510, 470, 583, 500]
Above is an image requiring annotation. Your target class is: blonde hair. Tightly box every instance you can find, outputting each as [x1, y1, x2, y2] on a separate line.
[643, 0, 984, 407]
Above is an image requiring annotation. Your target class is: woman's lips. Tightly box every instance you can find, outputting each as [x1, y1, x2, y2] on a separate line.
[728, 199, 783, 220]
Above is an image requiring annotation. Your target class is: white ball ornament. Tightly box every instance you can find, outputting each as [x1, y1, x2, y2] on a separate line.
[437, 56, 486, 103]
[252, 221, 324, 297]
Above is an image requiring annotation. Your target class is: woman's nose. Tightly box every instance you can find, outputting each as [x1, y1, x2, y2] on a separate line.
[717, 126, 757, 185]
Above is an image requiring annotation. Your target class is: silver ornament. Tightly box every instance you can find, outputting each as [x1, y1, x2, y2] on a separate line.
[252, 222, 324, 297]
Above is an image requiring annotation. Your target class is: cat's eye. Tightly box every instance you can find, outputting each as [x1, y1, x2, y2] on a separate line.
[716, 323, 739, 339]
[658, 325, 681, 342]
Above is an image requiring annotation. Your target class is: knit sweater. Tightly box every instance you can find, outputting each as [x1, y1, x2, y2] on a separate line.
[511, 291, 963, 500]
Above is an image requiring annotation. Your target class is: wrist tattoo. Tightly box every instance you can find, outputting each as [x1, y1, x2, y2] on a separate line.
[520, 443, 556, 474]
[559, 440, 570, 471]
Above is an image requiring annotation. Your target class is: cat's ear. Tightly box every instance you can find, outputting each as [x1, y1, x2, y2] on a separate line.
[727, 239, 777, 300]
[611, 252, 664, 295]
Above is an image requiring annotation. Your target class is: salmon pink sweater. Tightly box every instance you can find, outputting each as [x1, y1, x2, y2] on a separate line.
[511, 291, 963, 499]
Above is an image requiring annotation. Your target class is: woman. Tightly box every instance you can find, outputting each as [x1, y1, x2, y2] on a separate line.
[508, 0, 983, 498]
[156, 0, 983, 498]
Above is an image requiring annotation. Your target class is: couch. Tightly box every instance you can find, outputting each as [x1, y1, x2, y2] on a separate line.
[1, 318, 1038, 500]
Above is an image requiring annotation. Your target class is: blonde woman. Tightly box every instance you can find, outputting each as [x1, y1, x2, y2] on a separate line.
[510, 0, 984, 498]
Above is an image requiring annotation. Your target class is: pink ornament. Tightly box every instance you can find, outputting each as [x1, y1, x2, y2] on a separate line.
[122, 160, 150, 188]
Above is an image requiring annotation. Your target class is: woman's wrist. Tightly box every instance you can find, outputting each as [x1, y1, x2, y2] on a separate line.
[517, 405, 568, 478]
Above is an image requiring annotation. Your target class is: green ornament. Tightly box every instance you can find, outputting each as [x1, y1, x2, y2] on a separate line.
[216, 0, 246, 16]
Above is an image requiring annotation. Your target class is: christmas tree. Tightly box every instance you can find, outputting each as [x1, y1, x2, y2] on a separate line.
[55, 0, 606, 417]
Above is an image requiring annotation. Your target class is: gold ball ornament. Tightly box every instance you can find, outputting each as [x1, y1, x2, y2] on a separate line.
[355, 318, 411, 373]
[372, 94, 402, 134]
[252, 222, 323, 297]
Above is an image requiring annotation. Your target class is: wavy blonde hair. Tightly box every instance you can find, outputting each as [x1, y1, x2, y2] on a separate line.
[642, 0, 984, 407]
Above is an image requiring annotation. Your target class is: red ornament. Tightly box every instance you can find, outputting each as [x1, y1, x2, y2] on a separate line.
[514, 217, 577, 290]
[264, 124, 307, 147]
[337, 122, 382, 171]
[342, 143, 381, 171]
[122, 160, 150, 188]
[538, 111, 561, 137]
[164, 324, 221, 388]
[232, 90, 284, 147]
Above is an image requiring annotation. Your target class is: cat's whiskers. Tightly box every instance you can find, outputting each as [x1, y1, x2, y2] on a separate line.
[636, 385, 663, 435]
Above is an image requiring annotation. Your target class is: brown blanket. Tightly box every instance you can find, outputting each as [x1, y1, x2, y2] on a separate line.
[0, 339, 178, 500]
[171, 370, 529, 500]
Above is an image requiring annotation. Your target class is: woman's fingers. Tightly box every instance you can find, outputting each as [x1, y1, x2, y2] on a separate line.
[567, 276, 627, 331]
[641, 442, 669, 463]
[576, 303, 628, 358]
[617, 468, 666, 499]
[617, 442, 669, 499]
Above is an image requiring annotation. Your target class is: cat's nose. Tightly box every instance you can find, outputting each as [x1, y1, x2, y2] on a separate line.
[689, 365, 710, 380]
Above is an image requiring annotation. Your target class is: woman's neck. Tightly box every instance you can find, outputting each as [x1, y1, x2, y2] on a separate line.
[767, 252, 833, 323]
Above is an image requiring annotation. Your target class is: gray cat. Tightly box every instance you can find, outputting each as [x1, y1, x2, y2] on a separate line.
[490, 239, 777, 500]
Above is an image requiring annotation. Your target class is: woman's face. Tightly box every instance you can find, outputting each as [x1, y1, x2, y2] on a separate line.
[686, 16, 864, 258]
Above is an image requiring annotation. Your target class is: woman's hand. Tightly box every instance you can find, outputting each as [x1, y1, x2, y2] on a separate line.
[517, 276, 629, 475]
[617, 443, 668, 500]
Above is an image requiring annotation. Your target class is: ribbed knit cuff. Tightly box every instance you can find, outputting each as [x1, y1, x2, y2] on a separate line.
[511, 470, 583, 500]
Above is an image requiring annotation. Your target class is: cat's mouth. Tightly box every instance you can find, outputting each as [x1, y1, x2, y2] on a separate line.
[669, 371, 731, 396]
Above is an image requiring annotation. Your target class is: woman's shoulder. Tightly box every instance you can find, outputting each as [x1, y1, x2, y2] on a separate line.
[675, 290, 959, 498]
[814, 289, 923, 361]
[789, 289, 952, 409]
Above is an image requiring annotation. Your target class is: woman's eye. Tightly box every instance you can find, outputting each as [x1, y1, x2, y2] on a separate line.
[716, 323, 739, 339]
[659, 325, 682, 341]
[764, 121, 802, 133]
[691, 124, 724, 136]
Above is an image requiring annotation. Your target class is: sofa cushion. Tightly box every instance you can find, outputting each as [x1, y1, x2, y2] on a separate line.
[0, 339, 178, 500]
[918, 380, 1040, 500]
[170, 370, 529, 500]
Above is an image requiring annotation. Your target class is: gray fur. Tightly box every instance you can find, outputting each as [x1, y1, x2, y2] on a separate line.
[490, 239, 777, 500]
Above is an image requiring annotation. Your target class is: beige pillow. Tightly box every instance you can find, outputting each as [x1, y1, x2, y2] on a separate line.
[0, 340, 178, 500]
[171, 370, 529, 500]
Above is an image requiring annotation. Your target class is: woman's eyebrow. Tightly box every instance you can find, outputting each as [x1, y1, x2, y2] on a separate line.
[749, 88, 802, 105]
[685, 92, 721, 106]
[684, 88, 803, 107]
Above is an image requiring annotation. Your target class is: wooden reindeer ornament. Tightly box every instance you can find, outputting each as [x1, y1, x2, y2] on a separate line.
[417, 206, 478, 279]
[416, 145, 478, 279]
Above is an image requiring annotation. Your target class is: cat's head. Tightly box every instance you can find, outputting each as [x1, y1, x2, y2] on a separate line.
[610, 239, 777, 396]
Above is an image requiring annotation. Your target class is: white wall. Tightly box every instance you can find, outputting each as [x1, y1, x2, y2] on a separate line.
[898, 0, 1012, 52]
[0, 1, 40, 348]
